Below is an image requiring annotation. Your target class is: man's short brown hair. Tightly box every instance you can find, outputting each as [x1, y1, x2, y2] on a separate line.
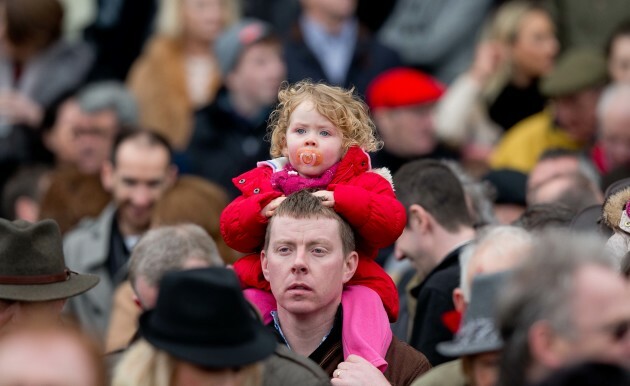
[263, 190, 356, 257]
[394, 159, 473, 231]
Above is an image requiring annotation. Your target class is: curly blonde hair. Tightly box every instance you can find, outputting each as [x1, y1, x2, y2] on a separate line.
[268, 80, 383, 158]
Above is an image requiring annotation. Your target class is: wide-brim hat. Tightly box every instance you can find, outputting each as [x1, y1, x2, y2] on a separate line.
[0, 219, 99, 301]
[139, 267, 277, 368]
[437, 271, 508, 357]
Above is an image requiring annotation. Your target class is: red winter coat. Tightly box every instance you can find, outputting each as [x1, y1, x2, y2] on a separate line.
[220, 146, 405, 321]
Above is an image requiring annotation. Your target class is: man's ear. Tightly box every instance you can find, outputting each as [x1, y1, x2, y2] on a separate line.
[101, 161, 114, 192]
[14, 196, 38, 222]
[261, 250, 270, 282]
[132, 294, 143, 310]
[372, 109, 391, 130]
[342, 251, 359, 284]
[529, 320, 568, 370]
[453, 287, 466, 313]
[409, 203, 432, 233]
[165, 165, 178, 188]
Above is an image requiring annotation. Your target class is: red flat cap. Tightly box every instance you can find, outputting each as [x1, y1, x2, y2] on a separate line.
[367, 67, 445, 110]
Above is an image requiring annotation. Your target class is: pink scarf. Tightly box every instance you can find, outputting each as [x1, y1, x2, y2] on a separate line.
[270, 163, 339, 195]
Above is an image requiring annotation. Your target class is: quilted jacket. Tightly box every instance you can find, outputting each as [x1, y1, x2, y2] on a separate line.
[220, 146, 406, 320]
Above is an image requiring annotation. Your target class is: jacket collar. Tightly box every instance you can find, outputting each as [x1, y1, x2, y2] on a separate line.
[410, 242, 469, 298]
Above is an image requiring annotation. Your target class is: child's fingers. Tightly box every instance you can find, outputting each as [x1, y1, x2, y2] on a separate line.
[320, 200, 335, 207]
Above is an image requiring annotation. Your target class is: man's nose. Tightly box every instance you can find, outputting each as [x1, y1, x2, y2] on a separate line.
[131, 186, 153, 207]
[394, 244, 406, 261]
[291, 249, 309, 274]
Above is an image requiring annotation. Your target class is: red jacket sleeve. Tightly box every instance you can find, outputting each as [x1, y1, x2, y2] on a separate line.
[220, 190, 281, 253]
[232, 253, 271, 291]
[330, 172, 407, 251]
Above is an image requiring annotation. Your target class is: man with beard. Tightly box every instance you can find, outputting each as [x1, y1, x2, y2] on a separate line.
[63, 130, 176, 337]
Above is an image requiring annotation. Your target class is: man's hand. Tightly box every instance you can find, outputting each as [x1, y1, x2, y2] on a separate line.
[311, 190, 335, 207]
[331, 355, 391, 386]
[260, 196, 286, 218]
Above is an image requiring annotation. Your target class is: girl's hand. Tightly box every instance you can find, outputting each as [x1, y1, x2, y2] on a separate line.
[312, 190, 335, 207]
[260, 196, 286, 218]
[331, 355, 391, 386]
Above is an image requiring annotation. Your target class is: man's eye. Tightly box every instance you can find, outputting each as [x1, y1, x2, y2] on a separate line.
[312, 248, 327, 255]
[277, 247, 291, 254]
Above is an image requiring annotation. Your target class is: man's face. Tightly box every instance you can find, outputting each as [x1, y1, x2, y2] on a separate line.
[560, 265, 630, 367]
[527, 156, 580, 196]
[468, 352, 501, 386]
[394, 214, 433, 278]
[228, 42, 286, 109]
[374, 104, 437, 158]
[553, 89, 601, 143]
[0, 299, 65, 332]
[261, 215, 357, 318]
[609, 35, 630, 83]
[302, 0, 357, 22]
[104, 141, 174, 235]
[44, 99, 82, 166]
[74, 109, 119, 174]
[600, 104, 630, 170]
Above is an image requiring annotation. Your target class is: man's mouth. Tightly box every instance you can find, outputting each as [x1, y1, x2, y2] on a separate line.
[287, 283, 312, 291]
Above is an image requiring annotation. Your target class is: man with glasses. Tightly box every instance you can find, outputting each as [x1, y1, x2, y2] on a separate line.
[496, 230, 630, 386]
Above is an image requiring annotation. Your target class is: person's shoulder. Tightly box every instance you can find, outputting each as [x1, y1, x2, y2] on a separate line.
[410, 359, 466, 386]
[423, 254, 460, 293]
[63, 205, 114, 245]
[263, 345, 331, 386]
[503, 110, 553, 140]
[385, 337, 432, 385]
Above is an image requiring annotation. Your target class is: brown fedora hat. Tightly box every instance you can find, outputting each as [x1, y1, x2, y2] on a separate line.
[0, 218, 99, 301]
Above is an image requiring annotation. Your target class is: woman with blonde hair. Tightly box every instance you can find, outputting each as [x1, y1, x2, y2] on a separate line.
[127, 0, 239, 150]
[435, 1, 558, 163]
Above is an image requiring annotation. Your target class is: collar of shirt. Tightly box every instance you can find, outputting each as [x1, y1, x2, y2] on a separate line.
[271, 310, 335, 352]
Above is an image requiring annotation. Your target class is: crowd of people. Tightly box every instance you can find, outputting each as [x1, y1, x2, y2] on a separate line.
[1, 0, 630, 385]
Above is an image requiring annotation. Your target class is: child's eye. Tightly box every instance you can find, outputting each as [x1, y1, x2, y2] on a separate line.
[295, 128, 306, 134]
[319, 130, 330, 137]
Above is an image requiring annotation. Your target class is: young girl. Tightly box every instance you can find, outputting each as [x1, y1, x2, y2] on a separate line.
[220, 80, 406, 371]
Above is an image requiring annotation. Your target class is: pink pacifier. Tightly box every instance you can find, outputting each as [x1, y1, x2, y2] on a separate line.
[296, 147, 323, 166]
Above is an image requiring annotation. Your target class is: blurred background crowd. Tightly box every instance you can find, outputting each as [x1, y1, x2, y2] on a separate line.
[3, 0, 630, 385]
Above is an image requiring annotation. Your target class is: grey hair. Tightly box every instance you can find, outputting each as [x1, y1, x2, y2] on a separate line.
[443, 160, 497, 227]
[76, 81, 138, 126]
[460, 225, 532, 301]
[497, 230, 615, 386]
[128, 224, 224, 289]
[597, 83, 630, 125]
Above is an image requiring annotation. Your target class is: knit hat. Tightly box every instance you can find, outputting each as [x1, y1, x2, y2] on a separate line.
[366, 67, 445, 110]
[215, 18, 274, 77]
